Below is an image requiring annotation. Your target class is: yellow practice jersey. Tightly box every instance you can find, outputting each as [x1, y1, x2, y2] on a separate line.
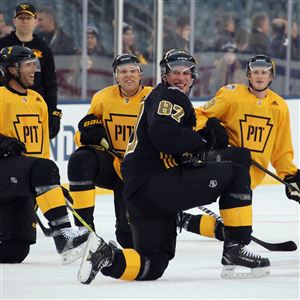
[195, 84, 297, 188]
[77, 85, 152, 153]
[0, 87, 50, 159]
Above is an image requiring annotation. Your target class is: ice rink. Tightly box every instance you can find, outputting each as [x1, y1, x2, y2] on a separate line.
[1, 184, 299, 300]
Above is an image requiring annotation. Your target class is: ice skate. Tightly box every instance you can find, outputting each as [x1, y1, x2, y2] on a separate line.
[78, 232, 114, 284]
[52, 226, 90, 265]
[176, 212, 193, 231]
[221, 241, 270, 279]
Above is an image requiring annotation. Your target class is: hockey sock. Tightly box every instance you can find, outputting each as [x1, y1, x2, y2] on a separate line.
[70, 189, 95, 228]
[35, 186, 69, 223]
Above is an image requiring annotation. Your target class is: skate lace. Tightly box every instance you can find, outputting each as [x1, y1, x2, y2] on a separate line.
[61, 227, 87, 240]
[240, 246, 261, 258]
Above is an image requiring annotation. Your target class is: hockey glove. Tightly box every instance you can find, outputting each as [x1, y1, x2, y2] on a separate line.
[78, 114, 107, 146]
[0, 135, 27, 158]
[197, 127, 214, 150]
[205, 117, 229, 150]
[49, 108, 62, 139]
[284, 170, 300, 203]
[180, 152, 207, 168]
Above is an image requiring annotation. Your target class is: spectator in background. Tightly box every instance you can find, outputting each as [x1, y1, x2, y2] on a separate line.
[66, 25, 112, 97]
[247, 13, 271, 55]
[235, 27, 249, 52]
[1, 25, 14, 37]
[0, 3, 61, 139]
[271, 18, 287, 59]
[210, 42, 246, 93]
[0, 10, 7, 37]
[164, 15, 191, 52]
[290, 21, 300, 61]
[122, 23, 147, 64]
[213, 13, 249, 53]
[0, 10, 5, 34]
[271, 18, 300, 61]
[213, 14, 236, 52]
[36, 7, 77, 55]
[86, 25, 111, 58]
[0, 10, 13, 38]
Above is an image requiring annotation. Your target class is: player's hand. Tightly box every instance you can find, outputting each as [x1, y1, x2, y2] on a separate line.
[284, 170, 300, 203]
[78, 114, 107, 146]
[49, 108, 62, 139]
[0, 135, 27, 158]
[180, 152, 207, 168]
[205, 117, 229, 150]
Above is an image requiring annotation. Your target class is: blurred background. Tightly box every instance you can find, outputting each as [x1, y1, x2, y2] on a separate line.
[1, 0, 299, 102]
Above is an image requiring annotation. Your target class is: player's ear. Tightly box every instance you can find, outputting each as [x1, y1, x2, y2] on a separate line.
[114, 71, 119, 84]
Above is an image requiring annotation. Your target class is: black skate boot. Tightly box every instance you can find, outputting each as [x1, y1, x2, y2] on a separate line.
[78, 232, 114, 284]
[221, 240, 270, 279]
[52, 226, 90, 265]
[176, 212, 193, 231]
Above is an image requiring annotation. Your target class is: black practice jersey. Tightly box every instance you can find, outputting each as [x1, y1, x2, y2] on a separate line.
[122, 83, 208, 199]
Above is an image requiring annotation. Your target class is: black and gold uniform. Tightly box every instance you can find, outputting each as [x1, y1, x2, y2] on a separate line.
[74, 84, 152, 154]
[0, 2, 61, 139]
[196, 84, 298, 188]
[78, 50, 270, 284]
[0, 87, 50, 158]
[0, 86, 51, 261]
[184, 56, 299, 239]
[113, 83, 253, 280]
[68, 53, 152, 248]
[0, 45, 88, 264]
[0, 31, 57, 113]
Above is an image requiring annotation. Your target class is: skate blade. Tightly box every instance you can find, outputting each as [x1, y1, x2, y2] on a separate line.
[77, 232, 103, 284]
[61, 240, 88, 265]
[221, 265, 271, 279]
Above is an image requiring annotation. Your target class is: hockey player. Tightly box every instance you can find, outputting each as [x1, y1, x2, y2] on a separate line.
[78, 49, 270, 283]
[0, 46, 89, 264]
[67, 54, 152, 247]
[181, 54, 300, 239]
[0, 3, 61, 139]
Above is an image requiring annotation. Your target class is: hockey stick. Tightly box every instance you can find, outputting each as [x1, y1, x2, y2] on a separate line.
[199, 206, 297, 252]
[251, 159, 300, 192]
[97, 138, 124, 160]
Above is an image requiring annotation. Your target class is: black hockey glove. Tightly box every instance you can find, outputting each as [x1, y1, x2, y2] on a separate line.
[205, 118, 229, 150]
[0, 135, 27, 158]
[197, 127, 214, 150]
[180, 152, 207, 168]
[284, 170, 300, 203]
[78, 113, 107, 146]
[49, 108, 62, 139]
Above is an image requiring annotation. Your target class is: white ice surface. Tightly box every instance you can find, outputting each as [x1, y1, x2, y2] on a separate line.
[1, 184, 299, 300]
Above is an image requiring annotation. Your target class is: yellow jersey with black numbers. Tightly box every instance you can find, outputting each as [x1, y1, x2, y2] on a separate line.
[195, 84, 297, 188]
[0, 86, 50, 159]
[82, 85, 152, 153]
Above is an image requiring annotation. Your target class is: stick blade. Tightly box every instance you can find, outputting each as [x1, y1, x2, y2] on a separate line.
[252, 236, 297, 251]
[274, 241, 297, 252]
